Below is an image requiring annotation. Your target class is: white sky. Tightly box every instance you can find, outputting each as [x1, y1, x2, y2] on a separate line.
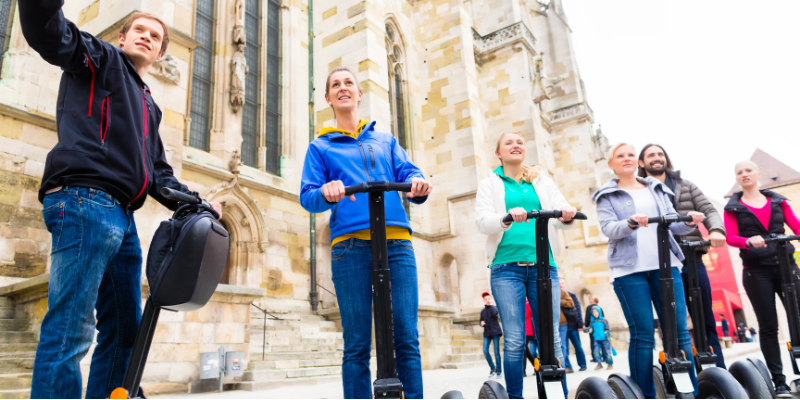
[561, 1, 800, 201]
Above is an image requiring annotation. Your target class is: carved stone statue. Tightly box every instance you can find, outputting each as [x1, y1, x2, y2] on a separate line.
[593, 125, 611, 162]
[532, 53, 565, 104]
[229, 149, 242, 175]
[230, 43, 248, 113]
[233, 0, 245, 46]
[150, 53, 180, 84]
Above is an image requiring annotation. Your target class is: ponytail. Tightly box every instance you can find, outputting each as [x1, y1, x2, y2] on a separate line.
[520, 164, 539, 183]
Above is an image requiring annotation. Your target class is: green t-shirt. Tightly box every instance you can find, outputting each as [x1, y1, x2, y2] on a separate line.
[491, 166, 558, 268]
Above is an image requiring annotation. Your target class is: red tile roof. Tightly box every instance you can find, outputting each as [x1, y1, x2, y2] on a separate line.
[725, 149, 800, 197]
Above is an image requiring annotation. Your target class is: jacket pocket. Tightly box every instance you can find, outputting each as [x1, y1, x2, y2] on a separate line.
[608, 240, 619, 259]
[331, 203, 340, 223]
[368, 145, 376, 170]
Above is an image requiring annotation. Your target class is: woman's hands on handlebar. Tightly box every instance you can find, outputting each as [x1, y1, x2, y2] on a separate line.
[746, 236, 767, 248]
[505, 207, 529, 225]
[406, 178, 432, 199]
[628, 214, 650, 229]
[322, 180, 356, 203]
[685, 211, 704, 227]
[559, 206, 577, 223]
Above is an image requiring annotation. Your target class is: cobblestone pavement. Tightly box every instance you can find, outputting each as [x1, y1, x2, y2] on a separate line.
[157, 343, 767, 399]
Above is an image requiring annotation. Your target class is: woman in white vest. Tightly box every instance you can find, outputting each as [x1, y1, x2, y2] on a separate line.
[475, 131, 578, 398]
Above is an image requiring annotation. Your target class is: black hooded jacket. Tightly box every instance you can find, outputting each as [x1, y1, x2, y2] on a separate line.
[18, 0, 189, 211]
[724, 189, 795, 267]
[480, 305, 502, 338]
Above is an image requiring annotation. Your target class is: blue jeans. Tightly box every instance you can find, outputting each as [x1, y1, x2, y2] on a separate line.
[331, 238, 423, 399]
[613, 267, 697, 398]
[484, 335, 502, 373]
[491, 264, 565, 399]
[564, 329, 587, 369]
[681, 257, 725, 368]
[593, 340, 613, 365]
[32, 187, 142, 399]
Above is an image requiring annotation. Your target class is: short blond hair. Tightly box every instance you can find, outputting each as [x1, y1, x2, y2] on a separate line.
[607, 142, 634, 161]
[120, 12, 170, 56]
[735, 160, 760, 172]
[495, 132, 539, 183]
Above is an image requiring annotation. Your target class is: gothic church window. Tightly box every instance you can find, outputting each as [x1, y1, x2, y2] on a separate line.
[0, 0, 14, 74]
[386, 23, 408, 150]
[240, 0, 260, 167]
[189, 0, 216, 151]
[264, 0, 281, 175]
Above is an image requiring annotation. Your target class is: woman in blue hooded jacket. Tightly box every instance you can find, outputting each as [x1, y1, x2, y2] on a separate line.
[300, 67, 432, 399]
[592, 143, 704, 398]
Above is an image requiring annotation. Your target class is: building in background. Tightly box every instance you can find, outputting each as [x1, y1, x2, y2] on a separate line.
[0, 0, 616, 395]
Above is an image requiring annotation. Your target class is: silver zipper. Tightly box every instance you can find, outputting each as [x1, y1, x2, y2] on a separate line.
[356, 140, 371, 181]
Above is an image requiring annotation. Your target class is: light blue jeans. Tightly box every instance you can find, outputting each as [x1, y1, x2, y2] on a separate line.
[32, 187, 142, 399]
[491, 264, 565, 399]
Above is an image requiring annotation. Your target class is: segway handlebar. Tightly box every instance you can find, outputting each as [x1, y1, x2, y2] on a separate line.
[501, 210, 588, 223]
[681, 240, 711, 248]
[160, 187, 202, 205]
[627, 214, 693, 226]
[343, 181, 428, 202]
[746, 234, 800, 248]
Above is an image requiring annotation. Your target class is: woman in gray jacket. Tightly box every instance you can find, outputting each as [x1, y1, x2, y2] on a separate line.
[591, 143, 704, 398]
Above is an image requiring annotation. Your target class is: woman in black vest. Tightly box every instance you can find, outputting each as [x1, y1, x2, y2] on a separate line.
[724, 160, 800, 398]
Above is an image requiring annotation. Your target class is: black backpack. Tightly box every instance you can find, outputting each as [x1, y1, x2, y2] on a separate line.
[145, 195, 230, 312]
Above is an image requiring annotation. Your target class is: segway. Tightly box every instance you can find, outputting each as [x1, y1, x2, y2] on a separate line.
[747, 234, 800, 397]
[683, 240, 771, 398]
[632, 215, 747, 399]
[342, 181, 427, 399]
[110, 188, 230, 399]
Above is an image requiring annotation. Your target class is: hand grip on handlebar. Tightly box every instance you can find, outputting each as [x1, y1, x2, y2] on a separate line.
[160, 187, 201, 205]
[681, 240, 711, 248]
[343, 182, 426, 202]
[746, 235, 800, 248]
[502, 210, 588, 224]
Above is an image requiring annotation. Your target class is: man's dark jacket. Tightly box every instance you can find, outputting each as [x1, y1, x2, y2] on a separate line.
[18, 0, 188, 211]
[565, 292, 583, 331]
[480, 305, 502, 338]
[584, 303, 600, 329]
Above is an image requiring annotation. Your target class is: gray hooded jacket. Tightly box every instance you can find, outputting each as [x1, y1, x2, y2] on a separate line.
[591, 177, 695, 270]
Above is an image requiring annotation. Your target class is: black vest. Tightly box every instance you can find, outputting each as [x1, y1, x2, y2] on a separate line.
[724, 190, 795, 267]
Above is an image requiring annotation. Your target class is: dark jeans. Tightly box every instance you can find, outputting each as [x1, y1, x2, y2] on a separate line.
[588, 335, 598, 361]
[331, 238, 423, 399]
[593, 340, 613, 365]
[484, 335, 502, 373]
[31, 187, 142, 399]
[742, 263, 800, 386]
[491, 264, 565, 399]
[681, 255, 725, 368]
[613, 267, 697, 398]
[564, 329, 587, 369]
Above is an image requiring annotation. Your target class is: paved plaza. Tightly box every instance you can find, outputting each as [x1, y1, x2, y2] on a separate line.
[157, 343, 768, 399]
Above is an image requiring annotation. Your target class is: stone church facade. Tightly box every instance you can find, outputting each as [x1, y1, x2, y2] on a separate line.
[0, 0, 620, 395]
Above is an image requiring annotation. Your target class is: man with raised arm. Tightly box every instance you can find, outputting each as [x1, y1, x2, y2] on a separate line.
[18, 1, 220, 397]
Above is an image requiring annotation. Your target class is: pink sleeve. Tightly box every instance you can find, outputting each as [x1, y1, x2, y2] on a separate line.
[724, 211, 749, 249]
[781, 201, 800, 235]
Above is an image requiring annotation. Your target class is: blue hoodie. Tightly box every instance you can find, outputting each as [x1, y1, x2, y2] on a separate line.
[300, 121, 427, 242]
[589, 308, 610, 341]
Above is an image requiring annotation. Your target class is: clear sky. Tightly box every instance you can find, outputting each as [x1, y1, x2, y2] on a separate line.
[561, 0, 800, 201]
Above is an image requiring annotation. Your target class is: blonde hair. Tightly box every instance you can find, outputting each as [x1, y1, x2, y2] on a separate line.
[735, 160, 760, 172]
[607, 142, 634, 161]
[325, 67, 363, 118]
[495, 132, 539, 183]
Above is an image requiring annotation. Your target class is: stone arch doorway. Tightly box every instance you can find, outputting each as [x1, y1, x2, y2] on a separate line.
[436, 253, 459, 307]
[203, 177, 269, 287]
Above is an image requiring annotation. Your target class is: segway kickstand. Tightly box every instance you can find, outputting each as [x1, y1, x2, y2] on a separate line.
[680, 241, 717, 372]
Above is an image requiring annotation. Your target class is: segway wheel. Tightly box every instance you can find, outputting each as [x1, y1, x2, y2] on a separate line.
[747, 358, 776, 398]
[653, 364, 675, 399]
[608, 373, 645, 399]
[478, 381, 509, 399]
[575, 376, 616, 399]
[441, 390, 465, 399]
[696, 367, 748, 398]
[729, 360, 772, 399]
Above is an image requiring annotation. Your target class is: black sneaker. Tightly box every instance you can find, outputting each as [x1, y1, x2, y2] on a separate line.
[579, 366, 587, 371]
[775, 383, 792, 398]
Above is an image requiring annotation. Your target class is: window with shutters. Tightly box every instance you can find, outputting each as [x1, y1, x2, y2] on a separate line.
[240, 0, 260, 167]
[189, 0, 216, 151]
[264, 0, 281, 175]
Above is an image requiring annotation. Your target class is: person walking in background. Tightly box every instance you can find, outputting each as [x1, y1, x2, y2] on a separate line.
[745, 327, 753, 342]
[587, 307, 614, 370]
[737, 322, 747, 344]
[584, 297, 601, 363]
[558, 280, 576, 373]
[593, 143, 704, 398]
[523, 300, 538, 377]
[638, 144, 728, 368]
[562, 283, 587, 372]
[481, 292, 503, 379]
[749, 327, 758, 342]
[724, 158, 800, 397]
[475, 131, 578, 398]
[720, 314, 729, 338]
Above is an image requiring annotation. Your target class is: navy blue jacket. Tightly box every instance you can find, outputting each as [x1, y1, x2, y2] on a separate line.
[480, 305, 502, 338]
[19, 0, 188, 210]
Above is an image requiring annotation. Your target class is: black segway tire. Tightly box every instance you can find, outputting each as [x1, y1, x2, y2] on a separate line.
[653, 364, 675, 399]
[575, 376, 616, 399]
[441, 390, 465, 399]
[608, 373, 646, 399]
[478, 381, 509, 399]
[696, 367, 748, 398]
[729, 360, 772, 399]
[747, 358, 776, 398]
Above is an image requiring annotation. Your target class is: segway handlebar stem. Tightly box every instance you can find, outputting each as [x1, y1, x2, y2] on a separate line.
[160, 187, 201, 205]
[501, 210, 588, 224]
